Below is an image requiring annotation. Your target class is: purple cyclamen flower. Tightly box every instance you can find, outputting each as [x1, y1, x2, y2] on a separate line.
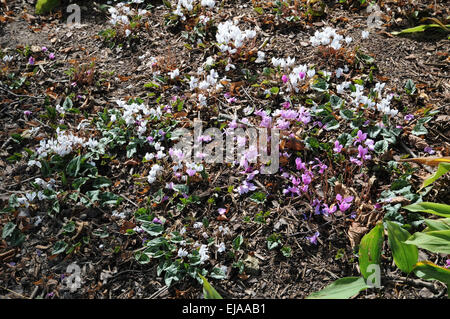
[41, 47, 48, 52]
[49, 53, 55, 60]
[295, 158, 306, 171]
[218, 208, 226, 215]
[357, 145, 369, 160]
[153, 217, 162, 224]
[28, 56, 35, 65]
[334, 140, 343, 153]
[424, 146, 435, 155]
[322, 204, 337, 216]
[445, 259, 450, 269]
[186, 168, 197, 177]
[365, 139, 375, 151]
[236, 181, 257, 195]
[404, 114, 414, 121]
[301, 172, 312, 185]
[282, 101, 291, 109]
[354, 130, 367, 145]
[306, 231, 320, 245]
[24, 110, 32, 116]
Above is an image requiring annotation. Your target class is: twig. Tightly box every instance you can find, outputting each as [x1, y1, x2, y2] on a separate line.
[0, 86, 46, 100]
[147, 286, 169, 299]
[0, 285, 31, 299]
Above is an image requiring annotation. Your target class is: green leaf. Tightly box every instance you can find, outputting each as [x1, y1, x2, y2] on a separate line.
[339, 109, 354, 120]
[413, 261, 450, 285]
[412, 123, 428, 136]
[210, 267, 227, 280]
[66, 155, 81, 177]
[374, 140, 389, 154]
[424, 218, 450, 232]
[405, 79, 416, 95]
[52, 240, 68, 255]
[141, 223, 164, 236]
[306, 277, 369, 299]
[250, 191, 267, 204]
[330, 95, 343, 109]
[233, 235, 244, 250]
[403, 202, 450, 218]
[404, 230, 450, 254]
[35, 0, 60, 14]
[270, 87, 280, 95]
[391, 24, 450, 35]
[359, 223, 384, 279]
[92, 176, 112, 189]
[421, 163, 450, 189]
[385, 221, 418, 274]
[199, 274, 223, 299]
[2, 222, 16, 239]
[63, 97, 73, 109]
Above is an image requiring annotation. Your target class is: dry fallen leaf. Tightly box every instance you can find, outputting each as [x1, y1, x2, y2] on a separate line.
[397, 157, 450, 167]
[348, 222, 369, 248]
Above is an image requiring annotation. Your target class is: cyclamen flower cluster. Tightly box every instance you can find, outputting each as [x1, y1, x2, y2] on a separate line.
[272, 58, 316, 93]
[115, 100, 163, 137]
[216, 20, 256, 54]
[310, 27, 352, 50]
[173, 0, 216, 19]
[108, 3, 148, 36]
[339, 82, 398, 117]
[147, 164, 163, 184]
[35, 128, 99, 159]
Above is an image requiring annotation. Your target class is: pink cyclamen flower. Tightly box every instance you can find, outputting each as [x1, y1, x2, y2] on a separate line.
[299, 71, 306, 80]
[282, 74, 288, 83]
[152, 217, 162, 224]
[28, 56, 35, 65]
[336, 194, 354, 212]
[218, 208, 227, 215]
[445, 259, 450, 269]
[49, 53, 55, 60]
[41, 47, 48, 52]
[333, 140, 343, 153]
[24, 110, 32, 116]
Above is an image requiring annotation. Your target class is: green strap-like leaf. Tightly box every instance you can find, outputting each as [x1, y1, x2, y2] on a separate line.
[413, 261, 450, 285]
[359, 223, 384, 279]
[421, 163, 450, 189]
[403, 202, 450, 218]
[385, 221, 418, 274]
[199, 274, 223, 299]
[306, 277, 369, 299]
[405, 230, 450, 254]
[424, 218, 450, 232]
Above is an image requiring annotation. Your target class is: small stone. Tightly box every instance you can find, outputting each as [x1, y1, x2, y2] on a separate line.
[243, 255, 260, 276]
